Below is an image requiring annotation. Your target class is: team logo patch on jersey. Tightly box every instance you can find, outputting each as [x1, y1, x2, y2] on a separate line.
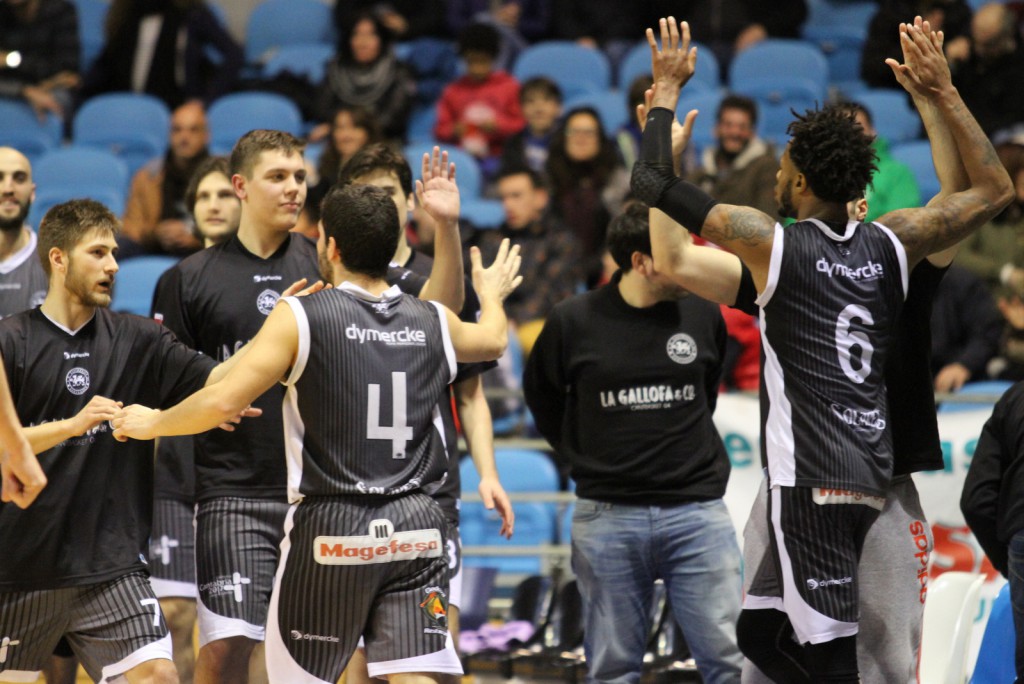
[65, 367, 90, 395]
[419, 586, 449, 634]
[666, 333, 697, 365]
[314, 524, 442, 565]
[256, 289, 280, 315]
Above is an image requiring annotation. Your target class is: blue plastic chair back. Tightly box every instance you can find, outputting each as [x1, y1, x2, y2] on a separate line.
[855, 89, 921, 143]
[207, 92, 303, 154]
[110, 256, 180, 316]
[263, 43, 335, 84]
[676, 90, 725, 157]
[730, 40, 829, 102]
[245, 0, 333, 64]
[803, 25, 866, 87]
[970, 582, 1016, 683]
[30, 147, 129, 226]
[564, 90, 629, 134]
[513, 41, 612, 99]
[804, 0, 875, 37]
[402, 143, 482, 199]
[0, 101, 62, 164]
[618, 40, 721, 92]
[938, 380, 1014, 414]
[73, 0, 109, 71]
[461, 199, 505, 229]
[73, 93, 172, 178]
[890, 141, 940, 204]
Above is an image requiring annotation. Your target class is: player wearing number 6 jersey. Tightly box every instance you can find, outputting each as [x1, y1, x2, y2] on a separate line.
[632, 16, 1013, 683]
[112, 183, 522, 684]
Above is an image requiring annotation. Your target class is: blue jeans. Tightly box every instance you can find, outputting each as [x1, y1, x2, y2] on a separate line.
[571, 498, 743, 684]
[1008, 530, 1024, 679]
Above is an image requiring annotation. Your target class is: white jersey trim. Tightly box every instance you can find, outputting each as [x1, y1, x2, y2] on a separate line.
[759, 310, 796, 487]
[281, 296, 310, 387]
[427, 301, 457, 385]
[870, 221, 910, 300]
[280, 298, 310, 505]
[806, 217, 858, 241]
[0, 229, 37, 275]
[40, 308, 95, 336]
[755, 223, 785, 309]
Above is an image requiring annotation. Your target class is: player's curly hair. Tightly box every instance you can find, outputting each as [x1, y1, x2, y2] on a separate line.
[787, 103, 877, 204]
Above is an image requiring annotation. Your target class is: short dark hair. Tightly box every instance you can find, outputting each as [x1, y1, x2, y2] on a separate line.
[38, 199, 120, 276]
[606, 202, 651, 271]
[458, 23, 500, 58]
[338, 143, 413, 196]
[339, 10, 393, 63]
[318, 106, 382, 183]
[495, 165, 546, 190]
[627, 74, 652, 110]
[185, 156, 232, 214]
[845, 101, 873, 128]
[320, 184, 399, 279]
[717, 94, 759, 127]
[229, 129, 305, 178]
[787, 103, 878, 204]
[520, 76, 562, 104]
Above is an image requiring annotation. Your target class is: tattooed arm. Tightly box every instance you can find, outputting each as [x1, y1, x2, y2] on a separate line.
[877, 24, 1013, 266]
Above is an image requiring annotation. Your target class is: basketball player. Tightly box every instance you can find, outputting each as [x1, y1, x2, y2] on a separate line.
[112, 183, 522, 683]
[0, 147, 47, 320]
[631, 17, 1013, 682]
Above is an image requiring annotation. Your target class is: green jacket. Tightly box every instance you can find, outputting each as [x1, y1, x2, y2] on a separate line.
[865, 137, 921, 222]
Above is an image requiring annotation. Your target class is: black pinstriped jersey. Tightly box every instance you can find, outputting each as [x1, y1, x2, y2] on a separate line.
[757, 219, 908, 496]
[280, 283, 456, 502]
[0, 229, 47, 318]
[0, 308, 215, 590]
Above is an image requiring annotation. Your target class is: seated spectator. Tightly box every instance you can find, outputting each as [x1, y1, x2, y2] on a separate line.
[447, 0, 550, 71]
[687, 94, 779, 219]
[185, 155, 239, 248]
[847, 100, 921, 221]
[121, 100, 209, 256]
[435, 23, 525, 172]
[304, 105, 383, 228]
[931, 265, 1004, 392]
[466, 166, 583, 353]
[0, 0, 80, 120]
[862, 0, 972, 90]
[80, 0, 242, 109]
[989, 284, 1024, 382]
[334, 0, 447, 42]
[313, 11, 415, 144]
[550, 0, 646, 66]
[959, 142, 1024, 293]
[951, 2, 1024, 137]
[615, 75, 651, 173]
[546, 106, 630, 283]
[500, 76, 562, 174]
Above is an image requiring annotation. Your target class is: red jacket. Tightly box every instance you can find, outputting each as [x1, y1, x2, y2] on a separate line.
[434, 71, 524, 158]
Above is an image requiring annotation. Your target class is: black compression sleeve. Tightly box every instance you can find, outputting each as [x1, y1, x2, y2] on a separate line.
[631, 107, 718, 235]
[733, 264, 759, 316]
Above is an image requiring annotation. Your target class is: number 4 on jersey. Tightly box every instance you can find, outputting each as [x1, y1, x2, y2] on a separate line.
[367, 372, 413, 458]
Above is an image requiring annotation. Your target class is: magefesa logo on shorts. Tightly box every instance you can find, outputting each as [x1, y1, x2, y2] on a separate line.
[346, 324, 426, 346]
[816, 258, 884, 280]
[314, 518, 442, 565]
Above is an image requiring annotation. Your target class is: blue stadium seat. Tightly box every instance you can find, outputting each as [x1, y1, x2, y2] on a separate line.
[461, 199, 505, 229]
[889, 141, 940, 203]
[804, 0, 876, 36]
[803, 25, 867, 96]
[563, 90, 629, 134]
[110, 256, 180, 316]
[262, 43, 335, 84]
[73, 0, 108, 71]
[730, 40, 829, 103]
[855, 89, 921, 143]
[618, 40, 720, 92]
[970, 582, 1015, 684]
[207, 92, 303, 155]
[245, 0, 334, 65]
[0, 101, 62, 164]
[406, 105, 439, 144]
[402, 143, 483, 199]
[72, 93, 172, 178]
[513, 41, 611, 99]
[675, 90, 725, 156]
[396, 38, 459, 108]
[938, 380, 1014, 414]
[29, 147, 130, 227]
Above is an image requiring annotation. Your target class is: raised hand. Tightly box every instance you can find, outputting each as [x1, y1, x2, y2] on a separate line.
[415, 146, 460, 226]
[885, 17, 951, 99]
[471, 239, 522, 304]
[282, 277, 330, 298]
[646, 17, 698, 107]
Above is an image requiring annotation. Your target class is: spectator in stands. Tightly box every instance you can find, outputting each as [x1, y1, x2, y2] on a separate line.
[305, 106, 383, 227]
[931, 265, 1004, 392]
[550, 0, 646, 66]
[0, 147, 47, 318]
[334, 0, 447, 42]
[435, 23, 525, 175]
[615, 75, 652, 173]
[846, 100, 922, 221]
[0, 0, 80, 120]
[313, 11, 415, 144]
[467, 166, 582, 353]
[687, 94, 779, 219]
[500, 76, 562, 175]
[988, 285, 1024, 382]
[861, 0, 972, 90]
[951, 2, 1024, 137]
[122, 100, 209, 256]
[959, 143, 1024, 293]
[546, 106, 631, 284]
[80, 0, 242, 109]
[447, 0, 551, 70]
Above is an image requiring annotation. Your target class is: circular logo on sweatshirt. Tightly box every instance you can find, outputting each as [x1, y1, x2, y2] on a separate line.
[256, 289, 280, 316]
[65, 367, 90, 395]
[666, 333, 697, 365]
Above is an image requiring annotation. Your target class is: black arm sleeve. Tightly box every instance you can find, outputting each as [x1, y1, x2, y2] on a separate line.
[731, 264, 759, 316]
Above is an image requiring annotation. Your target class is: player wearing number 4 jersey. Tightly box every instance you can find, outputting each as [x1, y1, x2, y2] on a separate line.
[631, 16, 1013, 683]
[112, 183, 522, 684]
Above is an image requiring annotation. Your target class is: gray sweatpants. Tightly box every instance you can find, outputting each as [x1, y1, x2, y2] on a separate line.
[741, 474, 933, 684]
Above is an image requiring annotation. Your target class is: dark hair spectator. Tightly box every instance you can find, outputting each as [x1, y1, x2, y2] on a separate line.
[306, 106, 383, 225]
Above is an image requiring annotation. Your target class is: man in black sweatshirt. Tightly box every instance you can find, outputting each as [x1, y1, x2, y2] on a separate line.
[524, 203, 743, 684]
